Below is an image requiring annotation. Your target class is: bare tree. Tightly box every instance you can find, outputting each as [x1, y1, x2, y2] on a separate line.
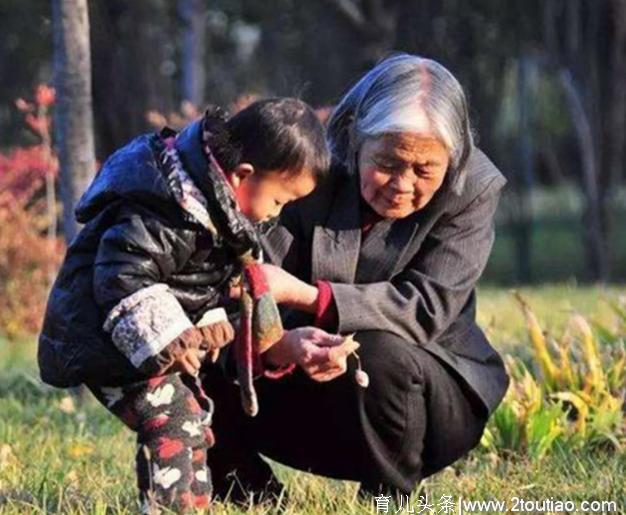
[52, 0, 96, 243]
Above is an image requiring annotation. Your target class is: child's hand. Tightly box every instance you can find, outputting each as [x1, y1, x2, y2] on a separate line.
[197, 320, 235, 363]
[169, 345, 204, 376]
[140, 326, 215, 377]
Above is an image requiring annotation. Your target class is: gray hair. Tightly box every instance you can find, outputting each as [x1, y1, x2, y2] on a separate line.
[327, 53, 474, 192]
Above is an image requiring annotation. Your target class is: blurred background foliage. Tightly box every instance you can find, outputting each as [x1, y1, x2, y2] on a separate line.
[0, 0, 625, 338]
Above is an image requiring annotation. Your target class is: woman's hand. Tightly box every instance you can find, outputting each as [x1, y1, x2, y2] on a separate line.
[308, 334, 360, 382]
[264, 327, 359, 382]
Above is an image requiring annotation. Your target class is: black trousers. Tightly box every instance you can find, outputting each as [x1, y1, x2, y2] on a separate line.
[202, 330, 488, 495]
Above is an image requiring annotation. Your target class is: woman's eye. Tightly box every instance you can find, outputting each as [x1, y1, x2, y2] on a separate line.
[373, 159, 398, 172]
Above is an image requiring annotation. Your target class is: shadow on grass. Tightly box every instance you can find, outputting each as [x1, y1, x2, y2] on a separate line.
[0, 370, 62, 403]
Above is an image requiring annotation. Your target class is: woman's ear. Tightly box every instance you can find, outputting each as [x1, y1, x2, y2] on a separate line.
[228, 163, 255, 189]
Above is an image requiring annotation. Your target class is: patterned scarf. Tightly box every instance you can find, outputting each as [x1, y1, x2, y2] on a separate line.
[154, 121, 284, 417]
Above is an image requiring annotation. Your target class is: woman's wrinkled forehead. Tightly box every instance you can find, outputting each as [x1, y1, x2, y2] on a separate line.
[367, 133, 449, 163]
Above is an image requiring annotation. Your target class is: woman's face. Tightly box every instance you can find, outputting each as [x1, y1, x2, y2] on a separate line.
[357, 133, 450, 219]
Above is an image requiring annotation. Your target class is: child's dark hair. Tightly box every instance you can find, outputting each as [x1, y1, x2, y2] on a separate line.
[202, 98, 330, 181]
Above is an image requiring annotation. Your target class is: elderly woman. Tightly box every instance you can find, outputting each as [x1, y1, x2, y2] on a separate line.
[203, 53, 509, 500]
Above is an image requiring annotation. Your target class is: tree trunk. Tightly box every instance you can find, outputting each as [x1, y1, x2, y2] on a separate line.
[559, 69, 607, 281]
[513, 55, 535, 282]
[52, 0, 96, 243]
[606, 0, 626, 202]
[179, 0, 207, 107]
[90, 0, 177, 158]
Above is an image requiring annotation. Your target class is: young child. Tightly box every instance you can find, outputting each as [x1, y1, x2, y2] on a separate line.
[38, 98, 330, 513]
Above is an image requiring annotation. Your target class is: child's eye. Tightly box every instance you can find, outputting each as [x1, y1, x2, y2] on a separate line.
[274, 199, 282, 207]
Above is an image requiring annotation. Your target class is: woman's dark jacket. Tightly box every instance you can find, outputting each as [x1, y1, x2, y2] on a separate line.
[38, 121, 237, 387]
[262, 149, 509, 416]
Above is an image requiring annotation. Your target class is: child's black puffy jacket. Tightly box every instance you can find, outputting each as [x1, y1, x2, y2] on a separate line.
[38, 120, 238, 387]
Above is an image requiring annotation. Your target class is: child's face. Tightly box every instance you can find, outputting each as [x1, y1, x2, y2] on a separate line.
[233, 168, 317, 223]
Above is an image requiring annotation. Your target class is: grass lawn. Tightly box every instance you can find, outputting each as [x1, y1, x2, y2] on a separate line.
[0, 285, 624, 514]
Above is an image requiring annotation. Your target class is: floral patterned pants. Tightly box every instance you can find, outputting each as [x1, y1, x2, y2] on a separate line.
[88, 373, 215, 513]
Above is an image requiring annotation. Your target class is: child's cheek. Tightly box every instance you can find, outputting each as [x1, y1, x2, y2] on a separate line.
[241, 195, 266, 222]
[234, 186, 251, 214]
[258, 197, 275, 221]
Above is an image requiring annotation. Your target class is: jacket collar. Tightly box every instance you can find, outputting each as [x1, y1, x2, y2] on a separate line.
[173, 119, 214, 202]
[311, 172, 362, 283]
[311, 169, 423, 284]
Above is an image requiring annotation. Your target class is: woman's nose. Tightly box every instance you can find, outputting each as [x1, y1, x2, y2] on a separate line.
[390, 170, 417, 192]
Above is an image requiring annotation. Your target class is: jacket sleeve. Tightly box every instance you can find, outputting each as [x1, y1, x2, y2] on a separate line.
[329, 177, 504, 344]
[93, 212, 198, 369]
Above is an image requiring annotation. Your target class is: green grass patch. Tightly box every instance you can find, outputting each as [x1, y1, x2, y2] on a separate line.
[0, 287, 624, 513]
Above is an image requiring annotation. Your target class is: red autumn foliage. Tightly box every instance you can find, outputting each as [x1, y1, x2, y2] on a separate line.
[0, 84, 65, 340]
[35, 84, 56, 108]
[0, 146, 57, 208]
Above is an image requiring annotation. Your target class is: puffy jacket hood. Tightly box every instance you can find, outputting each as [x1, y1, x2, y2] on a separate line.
[75, 120, 208, 224]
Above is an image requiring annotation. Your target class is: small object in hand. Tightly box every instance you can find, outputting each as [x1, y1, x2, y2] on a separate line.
[355, 368, 370, 388]
[328, 333, 360, 362]
[352, 347, 369, 388]
[316, 333, 370, 388]
[327, 333, 369, 388]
